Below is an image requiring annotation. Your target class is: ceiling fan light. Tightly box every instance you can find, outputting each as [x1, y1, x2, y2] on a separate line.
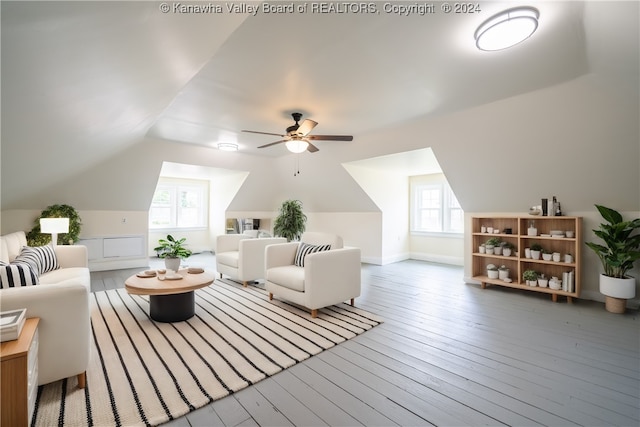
[217, 142, 238, 151]
[475, 7, 539, 51]
[286, 139, 309, 153]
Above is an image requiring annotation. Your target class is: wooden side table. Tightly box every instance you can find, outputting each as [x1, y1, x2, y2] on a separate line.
[1, 317, 39, 427]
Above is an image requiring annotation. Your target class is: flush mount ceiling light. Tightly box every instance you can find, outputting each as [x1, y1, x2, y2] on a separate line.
[285, 138, 309, 154]
[475, 7, 539, 51]
[217, 142, 238, 151]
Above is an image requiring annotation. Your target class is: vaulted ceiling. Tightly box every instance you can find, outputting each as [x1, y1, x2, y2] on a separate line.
[1, 1, 638, 213]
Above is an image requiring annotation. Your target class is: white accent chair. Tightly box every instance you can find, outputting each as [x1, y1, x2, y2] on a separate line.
[264, 232, 361, 317]
[0, 231, 90, 388]
[216, 233, 287, 286]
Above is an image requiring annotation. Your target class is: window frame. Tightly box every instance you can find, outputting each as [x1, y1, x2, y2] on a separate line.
[410, 177, 464, 237]
[149, 178, 209, 231]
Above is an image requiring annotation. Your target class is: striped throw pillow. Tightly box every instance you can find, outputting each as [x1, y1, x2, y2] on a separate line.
[294, 242, 331, 267]
[0, 262, 39, 288]
[14, 245, 60, 275]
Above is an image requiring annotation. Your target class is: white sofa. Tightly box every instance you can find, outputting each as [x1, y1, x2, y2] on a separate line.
[0, 231, 91, 388]
[265, 232, 361, 317]
[216, 233, 287, 286]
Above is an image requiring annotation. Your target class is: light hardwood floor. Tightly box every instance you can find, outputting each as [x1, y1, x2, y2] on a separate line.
[91, 254, 639, 427]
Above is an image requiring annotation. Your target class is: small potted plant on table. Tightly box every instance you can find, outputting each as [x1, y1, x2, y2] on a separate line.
[523, 270, 538, 286]
[154, 234, 192, 271]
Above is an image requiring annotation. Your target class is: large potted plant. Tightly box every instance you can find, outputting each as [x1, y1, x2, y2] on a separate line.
[273, 199, 307, 242]
[154, 234, 192, 271]
[27, 204, 82, 246]
[586, 204, 640, 313]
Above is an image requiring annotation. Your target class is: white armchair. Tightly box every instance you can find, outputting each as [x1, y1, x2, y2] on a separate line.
[265, 232, 361, 317]
[216, 234, 287, 286]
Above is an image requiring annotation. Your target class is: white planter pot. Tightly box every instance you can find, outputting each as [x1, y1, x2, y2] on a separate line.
[599, 274, 636, 299]
[164, 257, 181, 272]
[499, 269, 509, 280]
[530, 250, 541, 260]
[494, 246, 503, 255]
[502, 248, 511, 257]
[527, 280, 537, 287]
[487, 269, 499, 279]
[538, 278, 548, 288]
[479, 245, 486, 254]
[542, 253, 552, 261]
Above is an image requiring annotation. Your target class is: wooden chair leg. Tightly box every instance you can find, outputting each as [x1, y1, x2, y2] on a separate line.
[350, 298, 355, 306]
[311, 309, 318, 318]
[269, 292, 273, 301]
[77, 371, 86, 389]
[242, 281, 248, 287]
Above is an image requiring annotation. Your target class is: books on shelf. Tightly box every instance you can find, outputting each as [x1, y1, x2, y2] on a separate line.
[0, 308, 26, 342]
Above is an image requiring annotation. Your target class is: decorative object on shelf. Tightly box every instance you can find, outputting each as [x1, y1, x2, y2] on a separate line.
[479, 243, 486, 254]
[537, 274, 548, 288]
[530, 243, 543, 260]
[523, 270, 538, 286]
[527, 220, 537, 236]
[498, 265, 510, 280]
[154, 234, 192, 272]
[487, 264, 499, 279]
[524, 247, 531, 258]
[528, 206, 541, 216]
[542, 249, 553, 261]
[549, 276, 562, 290]
[26, 204, 82, 246]
[273, 199, 307, 242]
[564, 253, 573, 263]
[585, 204, 640, 313]
[502, 242, 515, 257]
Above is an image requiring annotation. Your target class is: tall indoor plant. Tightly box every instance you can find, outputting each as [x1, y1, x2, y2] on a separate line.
[154, 234, 192, 271]
[273, 199, 307, 242]
[585, 204, 640, 313]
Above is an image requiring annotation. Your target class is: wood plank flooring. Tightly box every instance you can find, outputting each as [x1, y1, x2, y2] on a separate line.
[91, 255, 639, 427]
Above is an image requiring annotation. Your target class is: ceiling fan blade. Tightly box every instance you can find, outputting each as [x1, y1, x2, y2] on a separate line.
[306, 141, 319, 153]
[307, 134, 353, 141]
[296, 119, 318, 136]
[242, 130, 286, 137]
[258, 140, 288, 149]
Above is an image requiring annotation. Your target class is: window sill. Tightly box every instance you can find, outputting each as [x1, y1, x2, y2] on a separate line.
[411, 231, 464, 239]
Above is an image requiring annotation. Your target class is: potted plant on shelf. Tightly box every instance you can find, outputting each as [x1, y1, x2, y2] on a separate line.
[542, 248, 553, 261]
[523, 270, 538, 286]
[537, 273, 548, 288]
[486, 264, 499, 279]
[585, 204, 640, 313]
[273, 199, 307, 242]
[486, 237, 502, 255]
[502, 242, 515, 257]
[530, 243, 543, 260]
[154, 234, 192, 271]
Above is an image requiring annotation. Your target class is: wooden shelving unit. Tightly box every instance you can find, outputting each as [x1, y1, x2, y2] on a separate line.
[472, 216, 582, 302]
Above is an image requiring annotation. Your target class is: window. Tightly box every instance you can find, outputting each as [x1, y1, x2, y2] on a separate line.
[149, 179, 208, 229]
[411, 178, 463, 234]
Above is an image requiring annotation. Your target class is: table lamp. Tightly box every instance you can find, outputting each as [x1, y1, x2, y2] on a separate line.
[40, 218, 69, 246]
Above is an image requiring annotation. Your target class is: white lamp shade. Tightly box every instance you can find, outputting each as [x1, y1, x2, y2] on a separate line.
[286, 139, 309, 154]
[40, 218, 69, 233]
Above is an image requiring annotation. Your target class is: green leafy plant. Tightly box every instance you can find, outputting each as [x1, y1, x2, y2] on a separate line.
[273, 199, 307, 242]
[154, 235, 192, 259]
[485, 237, 502, 247]
[502, 242, 515, 250]
[26, 204, 82, 246]
[523, 270, 538, 281]
[530, 243, 543, 252]
[585, 204, 640, 278]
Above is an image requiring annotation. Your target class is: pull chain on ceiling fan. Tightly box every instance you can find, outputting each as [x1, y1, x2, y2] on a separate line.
[242, 112, 353, 153]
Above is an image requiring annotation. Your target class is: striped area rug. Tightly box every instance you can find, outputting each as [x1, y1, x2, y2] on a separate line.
[32, 279, 382, 426]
